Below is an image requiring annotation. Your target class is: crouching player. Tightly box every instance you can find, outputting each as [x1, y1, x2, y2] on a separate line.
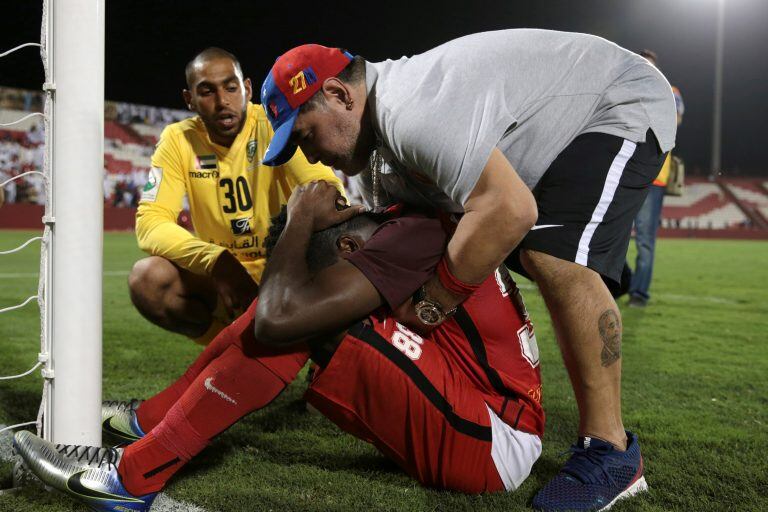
[14, 182, 544, 510]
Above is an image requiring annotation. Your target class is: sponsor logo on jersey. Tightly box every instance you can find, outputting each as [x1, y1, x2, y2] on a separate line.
[246, 139, 257, 163]
[230, 217, 252, 235]
[196, 154, 217, 170]
[188, 170, 219, 179]
[140, 167, 162, 202]
[527, 385, 542, 404]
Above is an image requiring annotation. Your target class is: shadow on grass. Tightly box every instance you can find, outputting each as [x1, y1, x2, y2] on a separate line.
[0, 387, 43, 426]
[176, 396, 403, 484]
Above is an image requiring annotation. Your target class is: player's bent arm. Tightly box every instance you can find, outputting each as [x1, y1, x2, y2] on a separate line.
[254, 219, 382, 346]
[137, 128, 226, 275]
[425, 148, 537, 306]
[136, 202, 226, 275]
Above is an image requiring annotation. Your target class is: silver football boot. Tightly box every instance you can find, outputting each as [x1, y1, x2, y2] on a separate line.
[102, 399, 145, 443]
[13, 430, 156, 511]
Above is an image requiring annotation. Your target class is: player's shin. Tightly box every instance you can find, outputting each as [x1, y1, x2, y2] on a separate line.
[118, 343, 290, 495]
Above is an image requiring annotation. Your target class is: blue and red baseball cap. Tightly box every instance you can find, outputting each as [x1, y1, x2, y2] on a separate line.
[261, 44, 354, 166]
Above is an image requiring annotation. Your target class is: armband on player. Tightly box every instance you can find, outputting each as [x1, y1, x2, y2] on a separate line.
[436, 257, 481, 297]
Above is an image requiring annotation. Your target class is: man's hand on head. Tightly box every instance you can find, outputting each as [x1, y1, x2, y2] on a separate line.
[287, 180, 365, 232]
[210, 250, 259, 319]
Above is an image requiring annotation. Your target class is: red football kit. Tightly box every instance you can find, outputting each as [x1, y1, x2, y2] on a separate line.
[120, 210, 543, 496]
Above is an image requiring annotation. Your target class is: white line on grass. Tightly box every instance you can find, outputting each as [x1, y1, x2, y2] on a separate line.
[515, 282, 740, 305]
[0, 270, 130, 279]
[0, 424, 210, 512]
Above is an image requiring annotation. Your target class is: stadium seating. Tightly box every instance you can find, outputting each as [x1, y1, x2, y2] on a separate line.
[661, 178, 767, 232]
[1, 87, 767, 238]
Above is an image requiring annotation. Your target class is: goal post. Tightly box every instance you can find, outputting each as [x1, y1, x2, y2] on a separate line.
[45, 0, 105, 446]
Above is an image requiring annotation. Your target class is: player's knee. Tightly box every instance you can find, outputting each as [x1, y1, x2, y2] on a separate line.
[520, 249, 561, 282]
[128, 257, 177, 309]
[520, 249, 595, 287]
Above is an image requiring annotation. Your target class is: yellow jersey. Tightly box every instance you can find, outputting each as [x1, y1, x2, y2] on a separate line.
[137, 102, 342, 282]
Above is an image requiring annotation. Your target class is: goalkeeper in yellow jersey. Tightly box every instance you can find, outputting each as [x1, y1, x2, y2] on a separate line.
[131, 47, 343, 344]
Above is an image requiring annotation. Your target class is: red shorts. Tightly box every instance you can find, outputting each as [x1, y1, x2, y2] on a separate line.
[305, 320, 506, 494]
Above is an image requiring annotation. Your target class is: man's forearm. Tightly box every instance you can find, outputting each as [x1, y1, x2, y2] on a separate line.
[446, 206, 530, 284]
[423, 148, 537, 310]
[448, 147, 536, 284]
[136, 214, 226, 276]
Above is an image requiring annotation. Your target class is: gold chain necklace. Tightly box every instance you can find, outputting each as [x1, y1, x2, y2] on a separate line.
[369, 148, 384, 210]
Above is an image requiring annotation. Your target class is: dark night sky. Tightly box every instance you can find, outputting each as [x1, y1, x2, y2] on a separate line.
[1, 0, 766, 174]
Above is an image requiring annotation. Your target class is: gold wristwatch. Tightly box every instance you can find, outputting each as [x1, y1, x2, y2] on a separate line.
[413, 285, 456, 326]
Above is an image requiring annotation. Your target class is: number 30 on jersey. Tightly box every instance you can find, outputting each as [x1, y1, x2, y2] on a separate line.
[220, 177, 253, 213]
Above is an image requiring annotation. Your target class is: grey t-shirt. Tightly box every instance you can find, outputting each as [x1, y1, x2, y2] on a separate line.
[358, 29, 678, 213]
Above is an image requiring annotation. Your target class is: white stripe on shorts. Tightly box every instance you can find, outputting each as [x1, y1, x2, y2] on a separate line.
[575, 139, 637, 266]
[486, 405, 542, 491]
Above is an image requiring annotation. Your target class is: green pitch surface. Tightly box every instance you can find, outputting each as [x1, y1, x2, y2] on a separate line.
[1, 231, 766, 511]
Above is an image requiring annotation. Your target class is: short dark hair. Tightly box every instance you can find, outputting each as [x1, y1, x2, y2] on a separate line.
[300, 54, 366, 113]
[639, 49, 658, 65]
[185, 47, 243, 89]
[265, 205, 380, 272]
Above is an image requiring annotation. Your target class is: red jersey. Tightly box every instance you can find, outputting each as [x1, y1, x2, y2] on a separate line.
[344, 210, 544, 436]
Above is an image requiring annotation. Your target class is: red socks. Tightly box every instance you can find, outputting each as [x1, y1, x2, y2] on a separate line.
[119, 343, 291, 495]
[118, 299, 312, 496]
[134, 321, 240, 432]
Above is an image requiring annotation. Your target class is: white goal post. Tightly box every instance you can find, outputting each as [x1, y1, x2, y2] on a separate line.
[43, 0, 105, 446]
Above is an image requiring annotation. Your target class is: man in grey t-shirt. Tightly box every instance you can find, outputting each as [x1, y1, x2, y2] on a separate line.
[260, 30, 676, 510]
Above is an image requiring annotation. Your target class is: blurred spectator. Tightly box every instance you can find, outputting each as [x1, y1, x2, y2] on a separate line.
[627, 50, 685, 307]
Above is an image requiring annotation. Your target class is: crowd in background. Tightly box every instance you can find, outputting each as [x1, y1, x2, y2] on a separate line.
[0, 124, 45, 204]
[1, 86, 358, 210]
[1, 86, 187, 208]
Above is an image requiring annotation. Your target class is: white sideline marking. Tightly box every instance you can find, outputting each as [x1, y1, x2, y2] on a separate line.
[0, 270, 129, 279]
[514, 282, 740, 305]
[0, 424, 210, 512]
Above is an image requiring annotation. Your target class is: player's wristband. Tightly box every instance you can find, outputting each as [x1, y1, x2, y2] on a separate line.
[437, 257, 481, 297]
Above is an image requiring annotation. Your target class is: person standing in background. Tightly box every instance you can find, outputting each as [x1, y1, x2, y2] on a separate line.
[628, 50, 685, 308]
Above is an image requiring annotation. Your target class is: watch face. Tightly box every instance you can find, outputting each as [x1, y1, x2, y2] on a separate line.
[415, 301, 444, 326]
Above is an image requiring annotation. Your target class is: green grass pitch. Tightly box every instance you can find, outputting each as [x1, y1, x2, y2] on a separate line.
[1, 230, 766, 511]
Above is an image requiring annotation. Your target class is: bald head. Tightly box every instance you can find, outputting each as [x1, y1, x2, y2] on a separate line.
[185, 47, 243, 89]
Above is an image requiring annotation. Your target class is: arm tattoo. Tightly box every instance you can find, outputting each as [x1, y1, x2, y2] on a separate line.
[598, 309, 621, 367]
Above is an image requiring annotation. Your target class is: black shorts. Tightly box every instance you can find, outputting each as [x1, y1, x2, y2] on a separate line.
[506, 130, 666, 284]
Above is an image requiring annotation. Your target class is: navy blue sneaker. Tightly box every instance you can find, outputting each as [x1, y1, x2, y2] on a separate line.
[533, 431, 647, 511]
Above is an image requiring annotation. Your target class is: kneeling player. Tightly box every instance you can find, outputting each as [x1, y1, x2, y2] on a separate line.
[14, 182, 544, 511]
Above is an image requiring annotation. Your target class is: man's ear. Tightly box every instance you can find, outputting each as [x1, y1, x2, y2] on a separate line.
[337, 234, 360, 254]
[321, 77, 351, 108]
[243, 77, 253, 103]
[182, 90, 194, 111]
